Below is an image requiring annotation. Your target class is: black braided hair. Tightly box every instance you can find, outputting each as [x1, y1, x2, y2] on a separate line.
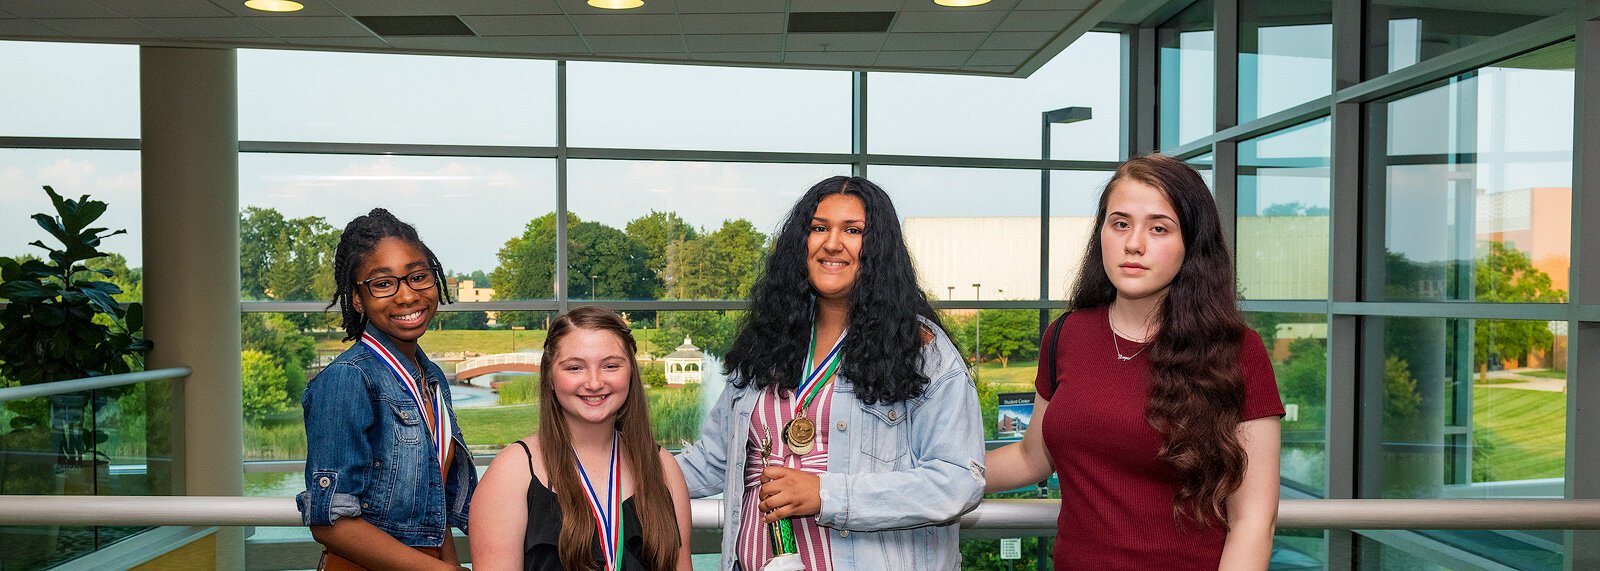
[327, 208, 454, 341]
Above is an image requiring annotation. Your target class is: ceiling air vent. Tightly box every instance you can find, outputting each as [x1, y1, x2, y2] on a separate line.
[355, 15, 476, 37]
[787, 12, 895, 34]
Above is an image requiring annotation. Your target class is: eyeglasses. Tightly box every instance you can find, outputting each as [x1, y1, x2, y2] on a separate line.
[357, 269, 438, 299]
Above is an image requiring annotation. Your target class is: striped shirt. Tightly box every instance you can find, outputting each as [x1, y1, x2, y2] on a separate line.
[737, 384, 837, 571]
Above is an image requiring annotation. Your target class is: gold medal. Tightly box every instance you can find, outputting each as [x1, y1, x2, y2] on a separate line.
[782, 416, 816, 456]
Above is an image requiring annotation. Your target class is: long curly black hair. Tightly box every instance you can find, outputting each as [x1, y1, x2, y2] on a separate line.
[724, 176, 944, 404]
[327, 208, 453, 341]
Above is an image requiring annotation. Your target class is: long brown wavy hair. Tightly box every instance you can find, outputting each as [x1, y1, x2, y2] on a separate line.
[537, 307, 679, 570]
[1068, 154, 1249, 528]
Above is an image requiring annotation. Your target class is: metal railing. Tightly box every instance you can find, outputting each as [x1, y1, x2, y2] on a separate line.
[0, 367, 193, 402]
[2, 496, 1598, 531]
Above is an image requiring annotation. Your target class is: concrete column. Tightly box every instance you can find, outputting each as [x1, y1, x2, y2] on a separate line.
[140, 46, 243, 570]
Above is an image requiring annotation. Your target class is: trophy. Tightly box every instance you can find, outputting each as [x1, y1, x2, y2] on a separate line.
[760, 430, 805, 571]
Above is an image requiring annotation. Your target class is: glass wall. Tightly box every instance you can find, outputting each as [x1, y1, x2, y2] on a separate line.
[1237, 117, 1330, 300]
[1365, 1, 1570, 79]
[1238, 0, 1332, 121]
[1158, 0, 1216, 149]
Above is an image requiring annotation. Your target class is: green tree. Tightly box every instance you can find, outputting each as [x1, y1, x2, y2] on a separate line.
[241, 313, 317, 398]
[492, 213, 566, 327]
[663, 219, 768, 300]
[239, 207, 339, 303]
[972, 309, 1038, 367]
[647, 311, 739, 357]
[570, 220, 654, 300]
[640, 362, 667, 388]
[1275, 338, 1326, 426]
[1473, 241, 1563, 375]
[625, 210, 697, 295]
[85, 253, 142, 303]
[436, 310, 490, 331]
[241, 349, 293, 422]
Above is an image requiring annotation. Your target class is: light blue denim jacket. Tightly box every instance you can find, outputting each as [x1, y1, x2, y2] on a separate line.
[676, 318, 986, 570]
[295, 323, 477, 547]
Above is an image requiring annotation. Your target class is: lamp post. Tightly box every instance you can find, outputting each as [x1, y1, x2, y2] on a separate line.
[589, 274, 598, 299]
[972, 283, 982, 381]
[946, 285, 954, 302]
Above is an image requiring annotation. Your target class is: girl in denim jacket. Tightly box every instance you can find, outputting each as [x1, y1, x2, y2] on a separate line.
[676, 176, 986, 571]
[297, 209, 476, 570]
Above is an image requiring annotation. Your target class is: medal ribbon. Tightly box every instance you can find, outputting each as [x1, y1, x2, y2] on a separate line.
[361, 333, 453, 483]
[793, 323, 846, 414]
[574, 431, 624, 571]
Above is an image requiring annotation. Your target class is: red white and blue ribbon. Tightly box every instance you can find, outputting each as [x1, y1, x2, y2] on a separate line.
[361, 332, 452, 482]
[574, 431, 624, 571]
[793, 324, 846, 413]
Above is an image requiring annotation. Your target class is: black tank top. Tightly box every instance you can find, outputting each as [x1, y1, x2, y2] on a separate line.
[513, 441, 648, 571]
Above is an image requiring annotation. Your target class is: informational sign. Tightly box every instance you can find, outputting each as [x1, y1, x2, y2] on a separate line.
[999, 537, 1022, 560]
[997, 392, 1034, 440]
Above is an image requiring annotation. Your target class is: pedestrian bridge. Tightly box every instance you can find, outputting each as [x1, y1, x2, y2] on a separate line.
[453, 352, 541, 382]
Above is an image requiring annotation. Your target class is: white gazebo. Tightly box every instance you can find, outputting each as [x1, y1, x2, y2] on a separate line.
[664, 336, 704, 385]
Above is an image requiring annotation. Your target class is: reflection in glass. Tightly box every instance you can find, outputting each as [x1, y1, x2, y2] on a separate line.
[1048, 171, 1114, 300]
[0, 40, 139, 138]
[1159, 0, 1216, 149]
[870, 32, 1124, 161]
[240, 50, 556, 145]
[1237, 118, 1330, 300]
[570, 62, 850, 153]
[870, 166, 1042, 300]
[1366, 2, 1568, 78]
[566, 160, 849, 300]
[1368, 42, 1573, 303]
[1239, 0, 1331, 121]
[1245, 312, 1327, 495]
[239, 153, 556, 301]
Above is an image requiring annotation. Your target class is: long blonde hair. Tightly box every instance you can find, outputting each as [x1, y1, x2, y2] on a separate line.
[537, 307, 678, 570]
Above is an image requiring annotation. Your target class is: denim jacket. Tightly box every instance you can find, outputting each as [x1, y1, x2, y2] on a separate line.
[676, 318, 986, 570]
[295, 324, 477, 547]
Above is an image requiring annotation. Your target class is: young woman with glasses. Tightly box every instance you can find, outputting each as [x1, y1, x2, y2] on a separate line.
[297, 208, 476, 570]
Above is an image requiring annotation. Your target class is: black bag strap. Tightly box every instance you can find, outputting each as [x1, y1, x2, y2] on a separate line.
[1044, 311, 1071, 395]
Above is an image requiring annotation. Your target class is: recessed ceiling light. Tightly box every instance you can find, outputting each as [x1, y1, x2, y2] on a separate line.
[933, 0, 992, 6]
[245, 0, 304, 12]
[588, 0, 644, 8]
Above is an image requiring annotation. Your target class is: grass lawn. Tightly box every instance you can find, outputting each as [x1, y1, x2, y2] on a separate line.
[974, 359, 1039, 390]
[1519, 369, 1568, 380]
[455, 404, 538, 448]
[1473, 386, 1566, 481]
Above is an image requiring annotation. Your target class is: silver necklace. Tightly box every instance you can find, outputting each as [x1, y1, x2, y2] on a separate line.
[1108, 315, 1149, 362]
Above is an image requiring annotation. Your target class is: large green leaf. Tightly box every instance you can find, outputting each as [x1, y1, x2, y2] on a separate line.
[0, 280, 56, 302]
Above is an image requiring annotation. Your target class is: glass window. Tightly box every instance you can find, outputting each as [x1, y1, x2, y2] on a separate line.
[239, 50, 556, 146]
[1366, 2, 1569, 78]
[1237, 117, 1330, 300]
[870, 165, 1042, 301]
[566, 160, 850, 300]
[1367, 42, 1573, 302]
[1246, 312, 1328, 495]
[1186, 152, 1215, 191]
[0, 149, 143, 295]
[568, 62, 850, 153]
[1239, 0, 1331, 121]
[239, 153, 556, 301]
[869, 32, 1124, 161]
[1159, 0, 1216, 149]
[1048, 170, 1114, 300]
[0, 41, 139, 138]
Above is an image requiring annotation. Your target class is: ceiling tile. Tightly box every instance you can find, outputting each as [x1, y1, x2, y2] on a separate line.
[875, 49, 972, 67]
[435, 0, 563, 15]
[785, 31, 883, 51]
[601, 51, 690, 60]
[789, 0, 901, 11]
[31, 17, 166, 37]
[0, 9, 15, 18]
[460, 14, 574, 35]
[246, 16, 376, 38]
[684, 33, 781, 52]
[3, 1, 125, 18]
[691, 51, 782, 63]
[0, 18, 68, 34]
[484, 34, 588, 53]
[680, 12, 783, 34]
[901, 0, 1021, 10]
[382, 35, 492, 50]
[568, 13, 678, 35]
[584, 34, 683, 53]
[329, 0, 449, 17]
[961, 64, 1017, 74]
[1015, 0, 1095, 10]
[138, 17, 273, 38]
[965, 49, 1031, 66]
[677, 0, 784, 13]
[978, 30, 1054, 50]
[554, 0, 677, 15]
[287, 36, 394, 49]
[881, 32, 988, 51]
[209, 0, 346, 17]
[996, 10, 1078, 32]
[891, 10, 1005, 33]
[783, 51, 877, 66]
[94, 0, 233, 18]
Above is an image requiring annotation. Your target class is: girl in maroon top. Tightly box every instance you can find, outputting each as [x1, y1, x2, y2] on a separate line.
[986, 154, 1284, 570]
